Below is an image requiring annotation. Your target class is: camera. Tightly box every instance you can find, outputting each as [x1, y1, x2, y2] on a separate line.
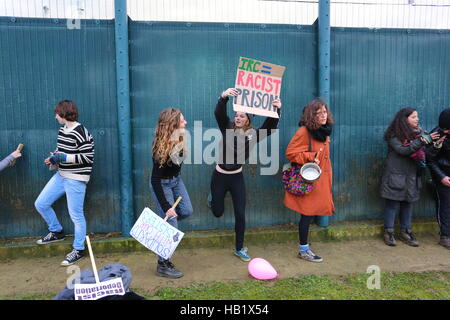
[419, 131, 432, 144]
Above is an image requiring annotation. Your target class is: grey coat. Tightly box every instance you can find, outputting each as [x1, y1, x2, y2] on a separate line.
[0, 155, 14, 172]
[380, 136, 425, 202]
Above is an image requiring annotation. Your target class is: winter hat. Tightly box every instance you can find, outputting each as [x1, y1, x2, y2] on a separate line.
[439, 108, 450, 130]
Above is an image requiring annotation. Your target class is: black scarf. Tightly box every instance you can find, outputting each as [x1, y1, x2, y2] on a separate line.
[308, 124, 332, 142]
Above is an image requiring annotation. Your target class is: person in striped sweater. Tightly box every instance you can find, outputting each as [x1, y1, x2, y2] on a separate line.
[35, 100, 94, 266]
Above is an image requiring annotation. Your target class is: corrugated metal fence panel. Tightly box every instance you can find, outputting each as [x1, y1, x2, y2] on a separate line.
[0, 18, 121, 238]
[129, 21, 318, 231]
[1, 19, 449, 237]
[331, 28, 450, 223]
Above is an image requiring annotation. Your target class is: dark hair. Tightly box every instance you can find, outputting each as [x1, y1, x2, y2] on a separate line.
[299, 98, 334, 130]
[384, 107, 417, 142]
[54, 100, 78, 122]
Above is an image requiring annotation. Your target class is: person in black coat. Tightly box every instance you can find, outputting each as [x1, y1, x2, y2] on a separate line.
[425, 108, 450, 250]
[380, 107, 438, 247]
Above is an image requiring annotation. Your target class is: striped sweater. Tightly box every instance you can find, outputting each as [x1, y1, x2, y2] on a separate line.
[56, 122, 94, 182]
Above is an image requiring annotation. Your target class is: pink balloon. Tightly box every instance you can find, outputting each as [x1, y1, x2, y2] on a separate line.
[248, 258, 278, 280]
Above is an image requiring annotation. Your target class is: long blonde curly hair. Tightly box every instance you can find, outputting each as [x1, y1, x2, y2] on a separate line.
[152, 108, 186, 167]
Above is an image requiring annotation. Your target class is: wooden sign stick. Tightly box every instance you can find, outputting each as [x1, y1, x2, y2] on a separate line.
[10, 143, 24, 167]
[164, 196, 182, 222]
[85, 235, 100, 284]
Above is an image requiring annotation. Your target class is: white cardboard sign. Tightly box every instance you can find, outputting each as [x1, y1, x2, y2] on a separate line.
[74, 277, 125, 300]
[130, 207, 184, 260]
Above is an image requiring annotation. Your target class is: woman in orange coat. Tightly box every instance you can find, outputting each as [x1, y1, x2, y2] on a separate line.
[284, 98, 334, 262]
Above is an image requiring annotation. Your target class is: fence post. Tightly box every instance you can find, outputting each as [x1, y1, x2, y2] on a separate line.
[114, 0, 133, 237]
[318, 0, 331, 228]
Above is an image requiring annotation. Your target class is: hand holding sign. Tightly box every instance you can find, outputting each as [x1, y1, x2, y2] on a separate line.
[221, 88, 239, 99]
[164, 196, 182, 221]
[10, 143, 23, 167]
[272, 98, 282, 109]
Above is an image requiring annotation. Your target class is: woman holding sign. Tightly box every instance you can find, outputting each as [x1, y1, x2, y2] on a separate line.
[150, 108, 193, 278]
[284, 98, 334, 263]
[208, 88, 281, 262]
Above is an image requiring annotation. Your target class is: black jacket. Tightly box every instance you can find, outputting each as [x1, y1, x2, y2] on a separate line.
[215, 96, 280, 172]
[426, 127, 450, 183]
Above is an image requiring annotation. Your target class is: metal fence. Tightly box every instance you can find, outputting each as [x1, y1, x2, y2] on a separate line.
[4, 1, 449, 28]
[0, 0, 449, 238]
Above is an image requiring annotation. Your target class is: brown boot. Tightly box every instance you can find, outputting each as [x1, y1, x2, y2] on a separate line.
[384, 228, 396, 246]
[439, 236, 450, 249]
[399, 229, 420, 247]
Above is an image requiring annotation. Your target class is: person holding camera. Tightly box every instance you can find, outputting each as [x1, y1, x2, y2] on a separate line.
[380, 107, 438, 247]
[425, 108, 450, 249]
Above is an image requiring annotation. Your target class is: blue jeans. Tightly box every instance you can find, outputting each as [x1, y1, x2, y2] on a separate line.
[35, 173, 87, 251]
[383, 199, 413, 230]
[150, 175, 193, 262]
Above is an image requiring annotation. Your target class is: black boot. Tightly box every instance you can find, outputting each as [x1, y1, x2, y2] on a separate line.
[156, 260, 183, 279]
[399, 229, 419, 247]
[383, 228, 396, 246]
[439, 236, 450, 249]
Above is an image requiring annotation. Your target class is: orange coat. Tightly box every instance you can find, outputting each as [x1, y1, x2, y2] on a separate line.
[283, 126, 334, 216]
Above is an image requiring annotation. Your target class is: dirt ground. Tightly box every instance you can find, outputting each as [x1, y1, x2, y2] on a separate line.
[0, 235, 449, 299]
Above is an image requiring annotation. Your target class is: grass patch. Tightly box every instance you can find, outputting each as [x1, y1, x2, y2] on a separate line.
[152, 271, 450, 300]
[2, 271, 449, 300]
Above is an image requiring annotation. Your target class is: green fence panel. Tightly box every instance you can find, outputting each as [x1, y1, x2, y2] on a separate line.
[0, 18, 121, 238]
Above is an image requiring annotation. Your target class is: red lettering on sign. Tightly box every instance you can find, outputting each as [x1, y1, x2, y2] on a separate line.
[237, 70, 246, 86]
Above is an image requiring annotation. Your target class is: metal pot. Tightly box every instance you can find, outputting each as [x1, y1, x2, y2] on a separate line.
[300, 162, 322, 183]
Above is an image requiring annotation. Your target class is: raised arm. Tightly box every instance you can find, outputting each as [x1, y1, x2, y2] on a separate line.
[215, 88, 238, 131]
[257, 98, 282, 142]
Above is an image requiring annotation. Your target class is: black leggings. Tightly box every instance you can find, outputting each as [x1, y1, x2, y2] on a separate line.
[210, 170, 246, 251]
[299, 214, 313, 245]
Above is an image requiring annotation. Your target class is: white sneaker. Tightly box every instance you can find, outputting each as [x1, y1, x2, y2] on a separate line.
[60, 249, 84, 266]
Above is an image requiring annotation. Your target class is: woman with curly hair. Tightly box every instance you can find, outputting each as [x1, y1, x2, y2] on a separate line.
[150, 108, 193, 278]
[380, 107, 438, 247]
[284, 98, 334, 263]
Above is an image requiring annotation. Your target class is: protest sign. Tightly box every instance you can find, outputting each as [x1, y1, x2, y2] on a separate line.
[74, 235, 126, 300]
[74, 277, 125, 300]
[130, 197, 184, 260]
[234, 57, 285, 118]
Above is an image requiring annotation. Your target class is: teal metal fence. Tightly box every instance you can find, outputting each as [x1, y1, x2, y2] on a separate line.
[0, 17, 449, 238]
[0, 18, 121, 238]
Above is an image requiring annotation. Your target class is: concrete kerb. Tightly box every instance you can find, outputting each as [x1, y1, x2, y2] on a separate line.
[0, 220, 440, 261]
